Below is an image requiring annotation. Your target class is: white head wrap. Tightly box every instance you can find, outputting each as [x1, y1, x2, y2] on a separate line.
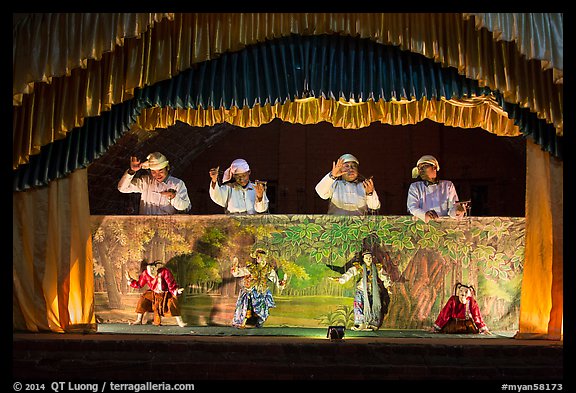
[222, 158, 251, 182]
[141, 152, 169, 170]
[339, 153, 359, 165]
[411, 155, 440, 178]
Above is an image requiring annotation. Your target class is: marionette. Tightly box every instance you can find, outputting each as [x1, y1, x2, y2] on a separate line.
[329, 250, 392, 331]
[231, 248, 287, 328]
[432, 282, 490, 334]
[126, 259, 187, 327]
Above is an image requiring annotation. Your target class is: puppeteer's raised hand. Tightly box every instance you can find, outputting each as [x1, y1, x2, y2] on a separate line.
[209, 166, 220, 184]
[176, 288, 185, 295]
[254, 182, 265, 201]
[129, 156, 142, 173]
[362, 177, 375, 195]
[125, 272, 134, 283]
[331, 158, 346, 178]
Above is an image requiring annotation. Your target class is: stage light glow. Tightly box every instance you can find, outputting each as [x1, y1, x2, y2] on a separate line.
[326, 325, 345, 340]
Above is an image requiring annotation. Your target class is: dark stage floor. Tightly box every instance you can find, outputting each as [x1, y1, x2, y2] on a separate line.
[13, 324, 565, 387]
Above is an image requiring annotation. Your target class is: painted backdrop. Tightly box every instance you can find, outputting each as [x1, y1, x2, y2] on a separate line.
[91, 215, 524, 330]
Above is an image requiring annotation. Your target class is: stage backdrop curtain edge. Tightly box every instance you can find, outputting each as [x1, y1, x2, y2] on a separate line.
[13, 169, 96, 333]
[516, 139, 563, 340]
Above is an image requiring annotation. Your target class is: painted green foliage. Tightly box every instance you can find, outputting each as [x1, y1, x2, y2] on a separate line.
[242, 214, 524, 329]
[245, 215, 524, 284]
[92, 215, 524, 329]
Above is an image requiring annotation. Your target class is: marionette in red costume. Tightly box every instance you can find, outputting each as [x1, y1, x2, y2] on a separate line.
[126, 260, 187, 327]
[432, 283, 490, 334]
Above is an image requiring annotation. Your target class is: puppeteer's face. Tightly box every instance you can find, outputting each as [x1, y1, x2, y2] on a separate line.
[341, 162, 359, 182]
[233, 171, 251, 187]
[147, 264, 159, 277]
[417, 163, 437, 182]
[151, 168, 168, 183]
[362, 253, 373, 265]
[457, 287, 472, 304]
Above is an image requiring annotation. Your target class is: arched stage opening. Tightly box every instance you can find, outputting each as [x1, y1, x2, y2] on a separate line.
[13, 13, 564, 382]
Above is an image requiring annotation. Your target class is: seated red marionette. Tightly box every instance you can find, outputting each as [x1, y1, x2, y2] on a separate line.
[432, 282, 490, 335]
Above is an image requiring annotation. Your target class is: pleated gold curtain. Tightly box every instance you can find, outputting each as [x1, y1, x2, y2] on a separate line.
[134, 96, 520, 135]
[12, 12, 175, 105]
[13, 170, 94, 332]
[518, 140, 563, 340]
[463, 13, 563, 84]
[12, 13, 563, 338]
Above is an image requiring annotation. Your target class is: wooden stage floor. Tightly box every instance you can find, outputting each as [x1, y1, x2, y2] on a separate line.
[12, 324, 565, 387]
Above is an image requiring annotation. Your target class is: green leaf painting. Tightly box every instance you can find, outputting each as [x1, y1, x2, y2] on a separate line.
[92, 215, 524, 330]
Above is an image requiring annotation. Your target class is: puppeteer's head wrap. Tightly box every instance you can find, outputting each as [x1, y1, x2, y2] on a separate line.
[222, 158, 251, 182]
[141, 152, 170, 170]
[339, 153, 359, 166]
[411, 155, 440, 178]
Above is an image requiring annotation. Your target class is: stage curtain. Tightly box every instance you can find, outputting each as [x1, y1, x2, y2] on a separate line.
[13, 95, 527, 192]
[517, 139, 563, 340]
[12, 13, 563, 339]
[133, 96, 519, 136]
[13, 13, 562, 172]
[14, 33, 560, 191]
[13, 169, 96, 333]
[13, 99, 139, 192]
[463, 13, 563, 83]
[20, 32, 555, 191]
[12, 13, 174, 106]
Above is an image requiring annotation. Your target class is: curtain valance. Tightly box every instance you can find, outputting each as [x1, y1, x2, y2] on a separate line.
[13, 35, 560, 191]
[12, 12, 174, 105]
[13, 13, 563, 172]
[463, 13, 563, 82]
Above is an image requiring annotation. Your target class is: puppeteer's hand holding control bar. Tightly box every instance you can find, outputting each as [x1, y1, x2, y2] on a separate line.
[254, 180, 267, 190]
[456, 200, 471, 217]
